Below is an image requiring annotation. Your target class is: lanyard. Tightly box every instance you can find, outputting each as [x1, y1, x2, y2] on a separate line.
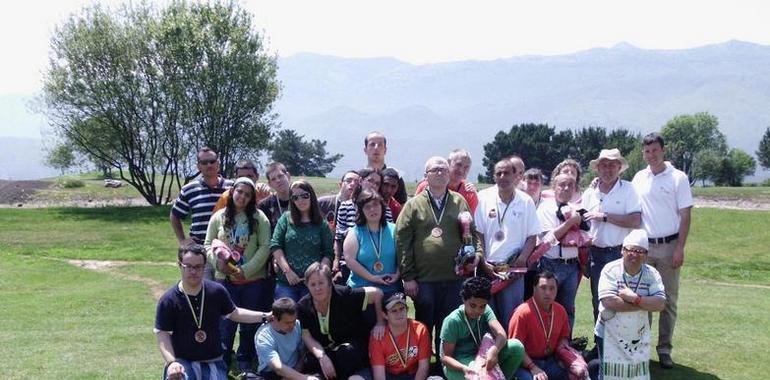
[532, 299, 554, 353]
[179, 282, 205, 331]
[621, 265, 645, 294]
[462, 312, 482, 347]
[426, 190, 449, 227]
[497, 196, 513, 228]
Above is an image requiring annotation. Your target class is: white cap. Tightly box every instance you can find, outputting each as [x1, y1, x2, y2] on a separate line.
[623, 229, 649, 251]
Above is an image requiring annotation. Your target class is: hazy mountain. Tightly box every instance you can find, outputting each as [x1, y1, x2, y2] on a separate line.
[3, 40, 770, 180]
[0, 137, 58, 180]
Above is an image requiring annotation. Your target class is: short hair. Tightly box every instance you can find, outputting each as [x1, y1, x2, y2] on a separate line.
[523, 168, 544, 183]
[304, 262, 334, 286]
[535, 269, 559, 287]
[289, 180, 322, 225]
[197, 147, 217, 160]
[272, 297, 297, 321]
[460, 276, 492, 301]
[340, 170, 359, 183]
[364, 131, 387, 147]
[355, 189, 387, 226]
[494, 157, 516, 173]
[177, 244, 207, 264]
[509, 155, 525, 174]
[265, 162, 288, 181]
[235, 159, 258, 175]
[424, 156, 449, 172]
[551, 159, 582, 185]
[354, 168, 382, 199]
[380, 167, 400, 181]
[642, 132, 665, 148]
[448, 149, 472, 164]
[551, 173, 576, 190]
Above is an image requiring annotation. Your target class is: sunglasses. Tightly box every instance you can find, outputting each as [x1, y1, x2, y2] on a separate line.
[291, 193, 311, 201]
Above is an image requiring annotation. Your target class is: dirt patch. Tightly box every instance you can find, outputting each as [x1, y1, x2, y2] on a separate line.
[67, 259, 171, 300]
[693, 196, 770, 211]
[0, 179, 52, 205]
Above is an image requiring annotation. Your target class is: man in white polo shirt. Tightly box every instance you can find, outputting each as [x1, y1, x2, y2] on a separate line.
[581, 149, 642, 359]
[474, 156, 540, 327]
[631, 133, 693, 369]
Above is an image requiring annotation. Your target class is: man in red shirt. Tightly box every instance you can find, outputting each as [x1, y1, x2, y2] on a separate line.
[508, 271, 572, 380]
[415, 149, 479, 214]
[369, 293, 431, 380]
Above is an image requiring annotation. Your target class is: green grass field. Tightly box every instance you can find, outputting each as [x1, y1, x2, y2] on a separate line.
[1, 206, 768, 379]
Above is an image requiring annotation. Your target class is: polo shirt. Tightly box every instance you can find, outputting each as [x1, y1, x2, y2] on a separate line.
[172, 177, 234, 242]
[440, 304, 497, 362]
[474, 187, 540, 263]
[508, 298, 571, 360]
[369, 319, 431, 376]
[537, 199, 579, 259]
[581, 179, 642, 247]
[154, 280, 236, 361]
[297, 285, 369, 349]
[256, 320, 303, 373]
[631, 162, 693, 238]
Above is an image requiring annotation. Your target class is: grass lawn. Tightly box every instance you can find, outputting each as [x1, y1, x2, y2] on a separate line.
[0, 206, 768, 378]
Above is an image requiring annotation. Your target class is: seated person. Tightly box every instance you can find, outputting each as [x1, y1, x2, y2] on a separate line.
[369, 293, 431, 380]
[440, 276, 524, 380]
[508, 270, 576, 380]
[256, 297, 320, 380]
[155, 244, 270, 380]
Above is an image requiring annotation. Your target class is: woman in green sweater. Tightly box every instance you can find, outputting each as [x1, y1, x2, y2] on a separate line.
[204, 177, 272, 373]
[271, 180, 334, 302]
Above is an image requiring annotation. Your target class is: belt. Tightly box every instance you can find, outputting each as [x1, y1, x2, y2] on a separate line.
[592, 245, 621, 252]
[543, 257, 579, 265]
[648, 233, 679, 244]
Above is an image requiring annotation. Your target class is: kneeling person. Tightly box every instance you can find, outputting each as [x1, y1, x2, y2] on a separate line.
[256, 298, 319, 380]
[440, 276, 524, 380]
[370, 293, 431, 380]
[155, 245, 270, 380]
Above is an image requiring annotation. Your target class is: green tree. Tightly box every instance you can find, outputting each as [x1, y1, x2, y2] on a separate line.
[479, 123, 564, 183]
[40, 1, 279, 205]
[45, 143, 76, 175]
[269, 130, 343, 177]
[573, 126, 607, 169]
[692, 149, 722, 186]
[757, 127, 770, 170]
[661, 112, 727, 185]
[714, 148, 756, 186]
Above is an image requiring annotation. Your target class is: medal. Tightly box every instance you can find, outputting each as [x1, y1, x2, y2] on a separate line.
[532, 298, 554, 357]
[431, 227, 443, 238]
[373, 261, 384, 273]
[367, 228, 385, 274]
[387, 326, 411, 370]
[494, 230, 505, 241]
[495, 197, 513, 242]
[194, 329, 207, 343]
[427, 190, 448, 240]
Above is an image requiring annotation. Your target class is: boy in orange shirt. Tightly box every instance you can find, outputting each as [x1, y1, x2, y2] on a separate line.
[369, 293, 431, 380]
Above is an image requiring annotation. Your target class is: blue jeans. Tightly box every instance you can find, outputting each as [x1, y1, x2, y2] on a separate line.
[163, 357, 228, 380]
[589, 246, 622, 327]
[220, 279, 273, 370]
[490, 277, 524, 331]
[274, 283, 309, 303]
[514, 355, 568, 380]
[414, 280, 463, 357]
[538, 257, 580, 331]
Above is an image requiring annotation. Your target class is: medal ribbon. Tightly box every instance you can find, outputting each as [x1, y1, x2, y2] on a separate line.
[532, 299, 554, 355]
[367, 227, 383, 262]
[387, 326, 411, 369]
[462, 311, 482, 347]
[426, 190, 449, 227]
[179, 281, 205, 331]
[496, 196, 513, 230]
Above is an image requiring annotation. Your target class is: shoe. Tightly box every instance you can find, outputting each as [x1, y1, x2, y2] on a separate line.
[659, 353, 674, 369]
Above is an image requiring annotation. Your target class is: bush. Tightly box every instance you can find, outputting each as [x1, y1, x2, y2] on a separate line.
[56, 178, 85, 189]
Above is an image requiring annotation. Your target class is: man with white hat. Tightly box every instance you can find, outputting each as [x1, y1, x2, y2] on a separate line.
[581, 148, 642, 359]
[593, 229, 666, 380]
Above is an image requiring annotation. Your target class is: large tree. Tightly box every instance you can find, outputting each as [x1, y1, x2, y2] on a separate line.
[268, 130, 342, 177]
[714, 148, 757, 186]
[480, 123, 559, 182]
[661, 112, 727, 185]
[757, 127, 770, 170]
[40, 1, 279, 205]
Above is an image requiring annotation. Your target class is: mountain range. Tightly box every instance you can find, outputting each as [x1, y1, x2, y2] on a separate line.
[2, 39, 769, 181]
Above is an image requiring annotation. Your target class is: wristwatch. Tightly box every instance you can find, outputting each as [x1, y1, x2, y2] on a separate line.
[602, 213, 608, 222]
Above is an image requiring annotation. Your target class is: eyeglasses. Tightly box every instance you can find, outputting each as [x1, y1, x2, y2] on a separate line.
[291, 192, 311, 201]
[342, 177, 360, 184]
[198, 159, 218, 165]
[180, 263, 205, 272]
[426, 167, 447, 174]
[623, 247, 648, 255]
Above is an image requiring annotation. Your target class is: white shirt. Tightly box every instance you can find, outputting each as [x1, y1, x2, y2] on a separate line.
[474, 187, 540, 263]
[631, 162, 694, 238]
[582, 179, 642, 247]
[537, 198, 579, 259]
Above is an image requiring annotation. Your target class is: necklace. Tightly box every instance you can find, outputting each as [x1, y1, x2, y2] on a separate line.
[387, 325, 411, 369]
[532, 299, 554, 356]
[179, 281, 207, 343]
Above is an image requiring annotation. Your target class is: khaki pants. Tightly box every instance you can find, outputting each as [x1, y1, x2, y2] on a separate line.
[646, 239, 680, 355]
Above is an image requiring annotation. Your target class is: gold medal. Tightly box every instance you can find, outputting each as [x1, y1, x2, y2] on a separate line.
[373, 260, 384, 273]
[194, 329, 207, 343]
[494, 230, 505, 241]
[431, 227, 443, 238]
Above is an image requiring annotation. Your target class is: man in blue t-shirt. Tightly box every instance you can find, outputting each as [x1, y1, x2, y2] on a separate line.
[256, 298, 320, 380]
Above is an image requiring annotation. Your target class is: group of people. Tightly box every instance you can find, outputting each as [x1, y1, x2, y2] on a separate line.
[155, 131, 693, 380]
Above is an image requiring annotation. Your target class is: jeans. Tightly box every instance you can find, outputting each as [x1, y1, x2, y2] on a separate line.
[490, 277, 524, 331]
[538, 257, 580, 331]
[220, 279, 273, 371]
[163, 357, 228, 380]
[414, 280, 463, 358]
[514, 355, 569, 380]
[589, 246, 622, 328]
[274, 283, 310, 303]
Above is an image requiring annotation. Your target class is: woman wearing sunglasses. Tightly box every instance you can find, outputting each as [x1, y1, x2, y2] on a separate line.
[270, 180, 334, 302]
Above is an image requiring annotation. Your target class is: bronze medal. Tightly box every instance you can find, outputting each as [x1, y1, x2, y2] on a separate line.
[494, 230, 505, 241]
[194, 329, 207, 343]
[431, 227, 443, 238]
[373, 260, 384, 273]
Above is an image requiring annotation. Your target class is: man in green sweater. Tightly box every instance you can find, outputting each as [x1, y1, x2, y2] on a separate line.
[397, 156, 483, 364]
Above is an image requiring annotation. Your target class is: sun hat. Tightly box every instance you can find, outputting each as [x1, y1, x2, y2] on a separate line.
[589, 148, 629, 174]
[623, 229, 649, 251]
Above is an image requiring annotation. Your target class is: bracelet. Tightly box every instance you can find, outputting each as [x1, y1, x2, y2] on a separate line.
[525, 361, 536, 370]
[634, 295, 642, 306]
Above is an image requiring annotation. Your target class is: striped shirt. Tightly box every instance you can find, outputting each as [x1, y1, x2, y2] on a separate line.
[334, 199, 393, 242]
[171, 176, 233, 242]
